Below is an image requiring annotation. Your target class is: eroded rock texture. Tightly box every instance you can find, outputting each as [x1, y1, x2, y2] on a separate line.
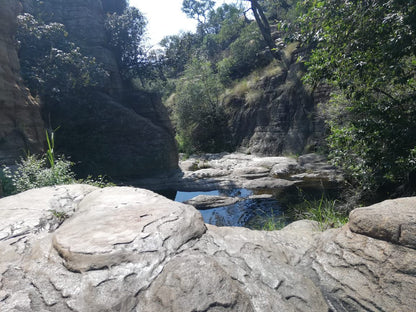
[19, 0, 178, 179]
[0, 0, 44, 165]
[223, 46, 325, 155]
[1, 185, 415, 311]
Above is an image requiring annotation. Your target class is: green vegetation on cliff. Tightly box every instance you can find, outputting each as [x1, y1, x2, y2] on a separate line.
[298, 0, 416, 195]
[10, 0, 416, 200]
[160, 0, 416, 199]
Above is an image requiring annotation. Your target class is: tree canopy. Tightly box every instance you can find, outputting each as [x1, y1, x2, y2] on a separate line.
[17, 13, 107, 103]
[298, 0, 416, 193]
[105, 7, 147, 81]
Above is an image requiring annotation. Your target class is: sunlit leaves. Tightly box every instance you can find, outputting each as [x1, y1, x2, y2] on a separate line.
[299, 0, 416, 192]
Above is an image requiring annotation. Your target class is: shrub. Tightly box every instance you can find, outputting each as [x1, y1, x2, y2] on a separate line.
[293, 194, 349, 231]
[2, 155, 76, 195]
[1, 131, 113, 196]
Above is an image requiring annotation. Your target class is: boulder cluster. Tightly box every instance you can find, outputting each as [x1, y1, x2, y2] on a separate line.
[1, 184, 415, 311]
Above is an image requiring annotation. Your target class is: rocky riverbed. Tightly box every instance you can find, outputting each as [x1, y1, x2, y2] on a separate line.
[131, 152, 344, 194]
[0, 184, 415, 311]
[130, 153, 345, 227]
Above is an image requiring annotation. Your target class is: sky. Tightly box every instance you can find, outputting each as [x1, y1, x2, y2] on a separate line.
[130, 0, 240, 47]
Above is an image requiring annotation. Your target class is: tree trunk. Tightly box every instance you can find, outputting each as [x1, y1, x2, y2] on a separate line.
[248, 0, 288, 68]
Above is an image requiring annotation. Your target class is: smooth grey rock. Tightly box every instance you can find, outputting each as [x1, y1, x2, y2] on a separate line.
[270, 158, 301, 178]
[0, 186, 206, 311]
[185, 195, 241, 209]
[187, 224, 328, 312]
[349, 197, 416, 249]
[131, 152, 343, 194]
[242, 177, 298, 189]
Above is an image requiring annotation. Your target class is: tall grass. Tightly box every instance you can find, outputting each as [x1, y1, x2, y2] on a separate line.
[253, 191, 350, 232]
[293, 194, 349, 231]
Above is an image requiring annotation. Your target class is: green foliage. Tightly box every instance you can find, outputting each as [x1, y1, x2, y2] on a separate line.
[2, 155, 76, 195]
[217, 23, 270, 83]
[102, 0, 129, 14]
[182, 0, 215, 25]
[174, 59, 230, 153]
[292, 194, 349, 231]
[105, 7, 147, 81]
[49, 209, 69, 223]
[160, 32, 200, 78]
[249, 209, 288, 231]
[0, 169, 15, 197]
[298, 0, 416, 193]
[1, 131, 113, 197]
[17, 13, 107, 102]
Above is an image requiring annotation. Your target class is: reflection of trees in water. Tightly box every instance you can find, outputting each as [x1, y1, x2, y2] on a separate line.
[204, 197, 284, 228]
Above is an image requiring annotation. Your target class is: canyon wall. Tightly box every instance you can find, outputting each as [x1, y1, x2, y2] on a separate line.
[224, 46, 326, 156]
[20, 0, 178, 179]
[0, 0, 44, 165]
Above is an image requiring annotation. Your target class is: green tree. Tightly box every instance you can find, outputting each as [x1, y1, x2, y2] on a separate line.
[17, 13, 107, 102]
[102, 0, 129, 14]
[245, 0, 287, 65]
[217, 22, 270, 83]
[174, 59, 230, 153]
[299, 0, 416, 194]
[105, 7, 147, 81]
[182, 0, 215, 25]
[160, 32, 200, 78]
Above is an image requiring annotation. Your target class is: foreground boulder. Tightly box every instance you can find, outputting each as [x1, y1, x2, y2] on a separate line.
[1, 185, 415, 311]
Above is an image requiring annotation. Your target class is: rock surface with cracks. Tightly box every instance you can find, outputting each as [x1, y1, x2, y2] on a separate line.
[1, 185, 416, 311]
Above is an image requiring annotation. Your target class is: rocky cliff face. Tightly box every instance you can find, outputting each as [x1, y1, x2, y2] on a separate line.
[224, 46, 326, 156]
[1, 184, 415, 311]
[0, 0, 44, 165]
[20, 0, 178, 179]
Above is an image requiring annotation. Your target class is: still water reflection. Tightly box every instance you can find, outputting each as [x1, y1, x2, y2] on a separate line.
[175, 188, 287, 228]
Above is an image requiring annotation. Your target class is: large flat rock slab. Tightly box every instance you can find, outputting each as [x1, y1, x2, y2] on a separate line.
[138, 252, 255, 312]
[53, 187, 206, 272]
[131, 152, 344, 192]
